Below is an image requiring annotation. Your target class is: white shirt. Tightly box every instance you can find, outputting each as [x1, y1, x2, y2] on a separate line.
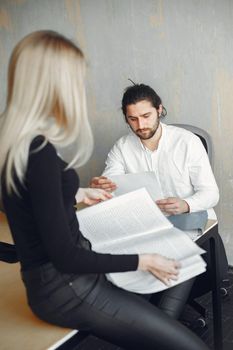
[102, 123, 219, 216]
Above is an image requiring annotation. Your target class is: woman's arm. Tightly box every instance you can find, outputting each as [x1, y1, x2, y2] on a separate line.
[76, 187, 112, 205]
[27, 141, 138, 274]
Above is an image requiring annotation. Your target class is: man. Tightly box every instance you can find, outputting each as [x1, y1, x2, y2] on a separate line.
[91, 83, 219, 219]
[91, 83, 228, 306]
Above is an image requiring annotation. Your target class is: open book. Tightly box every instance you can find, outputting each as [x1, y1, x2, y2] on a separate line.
[77, 188, 206, 294]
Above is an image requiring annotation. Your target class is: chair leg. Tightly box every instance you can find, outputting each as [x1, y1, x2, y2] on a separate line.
[189, 300, 207, 319]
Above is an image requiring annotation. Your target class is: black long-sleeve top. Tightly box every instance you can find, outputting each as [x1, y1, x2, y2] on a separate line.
[1, 136, 138, 273]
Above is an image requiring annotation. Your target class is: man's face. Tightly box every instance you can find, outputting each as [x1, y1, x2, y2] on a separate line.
[125, 100, 161, 140]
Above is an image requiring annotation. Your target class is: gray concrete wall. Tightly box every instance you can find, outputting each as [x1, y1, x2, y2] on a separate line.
[1, 0, 233, 263]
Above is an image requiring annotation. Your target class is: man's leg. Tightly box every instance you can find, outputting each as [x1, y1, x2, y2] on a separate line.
[154, 278, 195, 319]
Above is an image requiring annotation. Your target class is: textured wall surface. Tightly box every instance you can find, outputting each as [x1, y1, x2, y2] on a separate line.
[0, 0, 233, 263]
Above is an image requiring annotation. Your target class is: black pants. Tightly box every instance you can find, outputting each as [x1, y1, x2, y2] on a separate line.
[22, 263, 209, 350]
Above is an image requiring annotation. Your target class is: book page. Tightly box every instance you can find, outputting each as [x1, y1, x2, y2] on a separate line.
[107, 254, 206, 294]
[97, 227, 205, 258]
[110, 172, 163, 200]
[77, 188, 172, 250]
[99, 226, 206, 293]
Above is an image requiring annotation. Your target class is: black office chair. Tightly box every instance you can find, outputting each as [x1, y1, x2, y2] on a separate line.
[0, 241, 18, 263]
[170, 123, 229, 328]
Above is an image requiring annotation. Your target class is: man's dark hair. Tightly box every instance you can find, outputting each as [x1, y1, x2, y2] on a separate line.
[121, 83, 167, 118]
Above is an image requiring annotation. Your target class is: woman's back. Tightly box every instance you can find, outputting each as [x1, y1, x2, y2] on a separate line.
[2, 136, 80, 271]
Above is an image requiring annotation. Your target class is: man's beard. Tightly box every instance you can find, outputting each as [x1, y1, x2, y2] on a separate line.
[135, 121, 160, 140]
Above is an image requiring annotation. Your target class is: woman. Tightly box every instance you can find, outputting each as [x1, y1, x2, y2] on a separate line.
[0, 31, 209, 350]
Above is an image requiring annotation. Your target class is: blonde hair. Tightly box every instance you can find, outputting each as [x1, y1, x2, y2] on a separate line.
[0, 30, 93, 194]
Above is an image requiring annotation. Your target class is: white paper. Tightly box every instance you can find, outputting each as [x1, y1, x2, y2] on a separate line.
[107, 256, 206, 294]
[77, 188, 171, 250]
[109, 172, 163, 201]
[104, 228, 206, 293]
[77, 188, 206, 294]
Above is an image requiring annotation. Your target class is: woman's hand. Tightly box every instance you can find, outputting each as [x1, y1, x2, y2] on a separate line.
[76, 188, 113, 206]
[90, 176, 117, 192]
[138, 254, 181, 286]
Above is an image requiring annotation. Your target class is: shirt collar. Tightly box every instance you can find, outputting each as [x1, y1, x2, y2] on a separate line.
[136, 122, 166, 153]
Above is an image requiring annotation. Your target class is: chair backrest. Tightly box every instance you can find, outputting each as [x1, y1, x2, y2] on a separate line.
[170, 123, 213, 167]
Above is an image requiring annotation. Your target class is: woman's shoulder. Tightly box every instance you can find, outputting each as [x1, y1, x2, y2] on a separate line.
[30, 135, 46, 150]
[29, 135, 57, 160]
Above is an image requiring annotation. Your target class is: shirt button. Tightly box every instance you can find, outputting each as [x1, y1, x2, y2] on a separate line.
[69, 282, 73, 286]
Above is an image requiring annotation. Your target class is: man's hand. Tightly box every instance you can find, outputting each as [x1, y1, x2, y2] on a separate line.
[90, 176, 117, 192]
[156, 197, 189, 215]
[76, 188, 112, 206]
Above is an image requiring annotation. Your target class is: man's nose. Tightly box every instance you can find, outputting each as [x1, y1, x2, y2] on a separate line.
[138, 118, 145, 129]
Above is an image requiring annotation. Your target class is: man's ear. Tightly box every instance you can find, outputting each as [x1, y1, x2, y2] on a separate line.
[158, 104, 163, 116]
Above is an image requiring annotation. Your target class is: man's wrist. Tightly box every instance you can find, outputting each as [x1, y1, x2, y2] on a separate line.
[183, 200, 190, 213]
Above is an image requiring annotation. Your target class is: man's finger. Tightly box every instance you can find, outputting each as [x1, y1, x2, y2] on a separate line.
[100, 183, 116, 190]
[158, 203, 178, 210]
[99, 180, 116, 187]
[156, 198, 176, 205]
